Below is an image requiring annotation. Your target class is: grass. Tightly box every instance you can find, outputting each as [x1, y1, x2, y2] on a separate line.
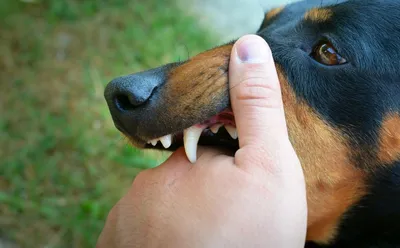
[0, 0, 218, 247]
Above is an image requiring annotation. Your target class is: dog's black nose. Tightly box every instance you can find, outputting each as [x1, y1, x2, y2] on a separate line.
[105, 72, 159, 113]
[104, 64, 178, 134]
[110, 79, 153, 111]
[105, 63, 177, 113]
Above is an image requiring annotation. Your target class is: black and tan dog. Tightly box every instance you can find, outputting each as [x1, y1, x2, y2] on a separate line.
[104, 0, 400, 247]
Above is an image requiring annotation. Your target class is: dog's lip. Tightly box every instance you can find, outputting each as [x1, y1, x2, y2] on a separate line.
[112, 116, 130, 135]
[144, 108, 235, 141]
[139, 108, 235, 143]
[196, 108, 235, 128]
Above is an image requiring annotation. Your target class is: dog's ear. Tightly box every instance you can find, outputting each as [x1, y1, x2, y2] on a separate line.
[378, 112, 400, 165]
[257, 6, 285, 32]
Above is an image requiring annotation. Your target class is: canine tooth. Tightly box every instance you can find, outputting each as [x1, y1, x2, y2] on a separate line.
[160, 134, 172, 149]
[210, 124, 223, 134]
[225, 125, 238, 139]
[183, 126, 204, 163]
[150, 139, 158, 146]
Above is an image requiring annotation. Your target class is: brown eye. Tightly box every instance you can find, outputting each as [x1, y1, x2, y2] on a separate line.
[311, 41, 347, 65]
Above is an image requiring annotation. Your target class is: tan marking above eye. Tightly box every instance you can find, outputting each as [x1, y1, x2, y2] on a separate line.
[378, 113, 400, 164]
[265, 6, 285, 20]
[260, 6, 285, 28]
[311, 41, 347, 66]
[305, 8, 333, 22]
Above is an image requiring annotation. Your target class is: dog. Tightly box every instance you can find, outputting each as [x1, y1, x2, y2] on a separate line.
[104, 0, 400, 247]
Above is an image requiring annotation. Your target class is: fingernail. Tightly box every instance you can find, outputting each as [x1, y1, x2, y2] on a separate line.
[236, 36, 270, 64]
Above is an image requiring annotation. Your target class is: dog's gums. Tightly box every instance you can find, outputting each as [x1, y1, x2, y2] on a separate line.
[146, 109, 237, 163]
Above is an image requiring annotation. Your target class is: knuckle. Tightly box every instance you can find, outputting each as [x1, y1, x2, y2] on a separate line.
[234, 77, 282, 108]
[236, 145, 285, 177]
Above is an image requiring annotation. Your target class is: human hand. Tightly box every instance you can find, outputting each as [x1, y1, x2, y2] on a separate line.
[97, 35, 307, 248]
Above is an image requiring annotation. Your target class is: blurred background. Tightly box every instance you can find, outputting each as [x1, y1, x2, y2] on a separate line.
[0, 0, 286, 247]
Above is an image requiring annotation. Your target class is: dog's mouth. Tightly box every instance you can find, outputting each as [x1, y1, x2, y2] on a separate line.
[142, 108, 238, 163]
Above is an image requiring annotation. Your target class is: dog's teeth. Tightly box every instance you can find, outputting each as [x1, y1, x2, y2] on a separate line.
[150, 139, 158, 146]
[183, 126, 204, 163]
[160, 134, 172, 149]
[225, 125, 238, 139]
[210, 124, 223, 134]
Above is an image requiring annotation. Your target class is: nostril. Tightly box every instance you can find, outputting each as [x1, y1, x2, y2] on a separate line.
[114, 94, 135, 111]
[107, 73, 160, 112]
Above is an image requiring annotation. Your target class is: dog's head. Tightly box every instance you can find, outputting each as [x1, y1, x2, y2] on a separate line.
[104, 0, 400, 245]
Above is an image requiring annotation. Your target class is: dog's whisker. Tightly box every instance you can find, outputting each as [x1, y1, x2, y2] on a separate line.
[173, 42, 191, 63]
[184, 43, 190, 61]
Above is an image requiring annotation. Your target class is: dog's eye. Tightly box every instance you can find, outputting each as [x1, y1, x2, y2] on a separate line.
[311, 41, 347, 65]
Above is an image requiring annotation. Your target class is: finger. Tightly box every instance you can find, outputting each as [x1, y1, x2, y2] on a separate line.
[228, 35, 293, 168]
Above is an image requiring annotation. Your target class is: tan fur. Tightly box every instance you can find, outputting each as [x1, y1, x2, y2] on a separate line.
[304, 8, 333, 22]
[378, 113, 400, 164]
[266, 6, 285, 21]
[260, 6, 285, 28]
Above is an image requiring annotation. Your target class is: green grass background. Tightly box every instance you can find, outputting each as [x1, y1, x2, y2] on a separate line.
[0, 0, 217, 247]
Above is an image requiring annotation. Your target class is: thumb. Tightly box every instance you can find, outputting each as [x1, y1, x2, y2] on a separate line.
[229, 35, 294, 169]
